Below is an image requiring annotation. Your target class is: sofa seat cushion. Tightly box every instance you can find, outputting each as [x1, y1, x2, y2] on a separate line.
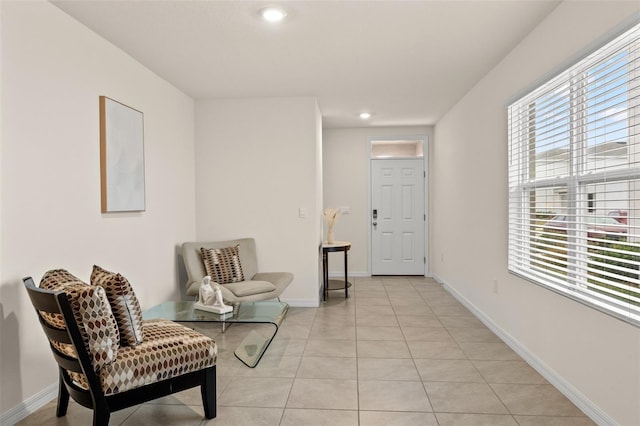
[68, 319, 217, 395]
[223, 280, 276, 297]
[253, 272, 295, 289]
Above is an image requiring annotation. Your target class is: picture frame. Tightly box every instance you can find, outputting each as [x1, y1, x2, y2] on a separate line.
[99, 96, 145, 213]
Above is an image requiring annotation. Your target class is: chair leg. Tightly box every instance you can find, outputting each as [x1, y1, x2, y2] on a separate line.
[201, 366, 217, 419]
[92, 402, 110, 426]
[221, 321, 235, 333]
[56, 371, 70, 417]
[92, 410, 110, 426]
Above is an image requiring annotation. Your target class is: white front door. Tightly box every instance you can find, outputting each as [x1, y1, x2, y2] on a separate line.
[371, 158, 425, 275]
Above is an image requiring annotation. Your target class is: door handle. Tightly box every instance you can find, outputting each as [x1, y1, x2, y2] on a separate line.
[373, 221, 377, 227]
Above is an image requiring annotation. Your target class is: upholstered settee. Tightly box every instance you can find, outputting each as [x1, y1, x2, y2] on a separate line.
[182, 238, 293, 303]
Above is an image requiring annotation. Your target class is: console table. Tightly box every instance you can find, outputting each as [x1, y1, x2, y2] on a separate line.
[321, 241, 351, 301]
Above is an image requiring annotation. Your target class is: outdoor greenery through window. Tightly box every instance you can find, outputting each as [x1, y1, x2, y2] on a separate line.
[508, 23, 640, 326]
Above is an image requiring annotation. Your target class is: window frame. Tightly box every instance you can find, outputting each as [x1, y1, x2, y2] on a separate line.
[508, 22, 640, 327]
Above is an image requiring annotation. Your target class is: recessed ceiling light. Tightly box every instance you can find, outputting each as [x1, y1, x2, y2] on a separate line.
[260, 7, 287, 23]
[359, 112, 372, 119]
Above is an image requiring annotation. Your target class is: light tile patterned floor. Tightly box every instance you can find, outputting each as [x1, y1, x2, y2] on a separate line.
[17, 277, 595, 426]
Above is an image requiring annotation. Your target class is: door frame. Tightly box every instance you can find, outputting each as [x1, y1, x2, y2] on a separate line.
[367, 135, 429, 277]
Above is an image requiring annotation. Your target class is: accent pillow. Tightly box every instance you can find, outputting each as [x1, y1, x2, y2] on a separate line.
[200, 245, 245, 284]
[39, 269, 120, 370]
[90, 265, 145, 346]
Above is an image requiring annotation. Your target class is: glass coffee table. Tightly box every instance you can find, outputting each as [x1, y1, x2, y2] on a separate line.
[144, 301, 288, 368]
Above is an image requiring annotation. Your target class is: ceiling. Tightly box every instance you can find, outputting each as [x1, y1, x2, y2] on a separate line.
[53, 1, 560, 128]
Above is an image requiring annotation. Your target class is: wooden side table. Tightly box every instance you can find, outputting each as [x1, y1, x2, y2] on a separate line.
[321, 241, 351, 301]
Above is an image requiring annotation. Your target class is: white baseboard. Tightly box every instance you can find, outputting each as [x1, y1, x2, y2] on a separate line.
[432, 274, 615, 426]
[327, 271, 369, 278]
[1, 382, 57, 425]
[281, 298, 320, 307]
[327, 272, 433, 279]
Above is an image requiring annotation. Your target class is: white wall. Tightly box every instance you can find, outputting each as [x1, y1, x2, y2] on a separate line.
[323, 126, 433, 275]
[195, 97, 322, 306]
[0, 1, 196, 415]
[432, 2, 640, 424]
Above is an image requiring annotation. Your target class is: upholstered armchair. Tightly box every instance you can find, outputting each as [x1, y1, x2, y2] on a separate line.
[182, 238, 293, 303]
[23, 269, 217, 426]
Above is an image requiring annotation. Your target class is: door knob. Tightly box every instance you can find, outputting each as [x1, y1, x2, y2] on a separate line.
[373, 222, 377, 226]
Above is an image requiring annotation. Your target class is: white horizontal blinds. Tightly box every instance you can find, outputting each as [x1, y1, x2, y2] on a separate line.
[508, 23, 640, 325]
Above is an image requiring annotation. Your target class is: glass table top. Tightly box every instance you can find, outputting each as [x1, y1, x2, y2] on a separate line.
[144, 300, 289, 326]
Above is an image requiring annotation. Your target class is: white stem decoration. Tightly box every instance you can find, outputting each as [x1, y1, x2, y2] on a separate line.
[323, 208, 340, 244]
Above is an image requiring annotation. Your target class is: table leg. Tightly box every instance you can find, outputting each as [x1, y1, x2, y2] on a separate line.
[234, 323, 279, 368]
[322, 249, 328, 301]
[344, 248, 349, 298]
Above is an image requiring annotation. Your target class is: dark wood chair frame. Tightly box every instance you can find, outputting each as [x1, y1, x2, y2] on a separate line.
[23, 277, 217, 426]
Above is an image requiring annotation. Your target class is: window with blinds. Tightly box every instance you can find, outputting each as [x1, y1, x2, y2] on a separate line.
[508, 23, 640, 326]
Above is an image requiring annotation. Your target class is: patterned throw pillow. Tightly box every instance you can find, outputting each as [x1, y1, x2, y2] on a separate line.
[39, 269, 120, 370]
[90, 265, 144, 346]
[200, 245, 245, 284]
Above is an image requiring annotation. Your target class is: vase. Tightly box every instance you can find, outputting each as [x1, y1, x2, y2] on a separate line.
[327, 227, 335, 244]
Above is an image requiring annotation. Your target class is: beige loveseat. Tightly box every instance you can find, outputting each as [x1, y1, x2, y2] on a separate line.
[182, 238, 293, 303]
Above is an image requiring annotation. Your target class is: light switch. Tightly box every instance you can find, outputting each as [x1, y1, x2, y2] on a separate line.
[298, 207, 307, 218]
[340, 206, 351, 215]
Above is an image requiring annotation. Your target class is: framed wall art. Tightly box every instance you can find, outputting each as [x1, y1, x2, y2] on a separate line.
[99, 96, 145, 213]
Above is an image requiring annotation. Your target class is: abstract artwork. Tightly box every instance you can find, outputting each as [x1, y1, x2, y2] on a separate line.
[99, 96, 145, 213]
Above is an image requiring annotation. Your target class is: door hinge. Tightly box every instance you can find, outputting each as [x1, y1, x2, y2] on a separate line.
[424, 171, 426, 178]
[424, 257, 426, 264]
[424, 214, 426, 221]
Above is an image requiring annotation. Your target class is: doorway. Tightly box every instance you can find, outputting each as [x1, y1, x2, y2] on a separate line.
[369, 138, 427, 276]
